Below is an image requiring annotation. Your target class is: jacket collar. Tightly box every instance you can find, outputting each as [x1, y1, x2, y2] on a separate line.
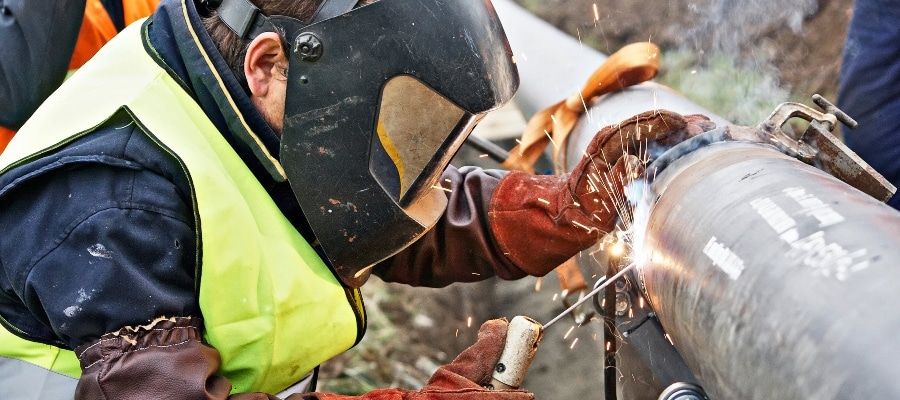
[144, 0, 287, 182]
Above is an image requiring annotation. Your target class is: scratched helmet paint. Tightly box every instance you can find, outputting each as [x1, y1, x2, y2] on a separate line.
[213, 0, 519, 287]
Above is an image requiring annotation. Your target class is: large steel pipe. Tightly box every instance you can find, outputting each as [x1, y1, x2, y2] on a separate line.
[491, 0, 724, 126]
[495, 0, 900, 398]
[547, 30, 900, 395]
[632, 140, 900, 399]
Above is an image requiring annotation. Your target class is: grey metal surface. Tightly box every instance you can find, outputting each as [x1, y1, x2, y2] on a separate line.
[492, 0, 725, 138]
[638, 141, 900, 399]
[492, 0, 606, 119]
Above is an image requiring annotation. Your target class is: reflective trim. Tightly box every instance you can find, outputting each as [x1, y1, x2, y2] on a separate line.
[0, 326, 81, 378]
[0, 356, 78, 400]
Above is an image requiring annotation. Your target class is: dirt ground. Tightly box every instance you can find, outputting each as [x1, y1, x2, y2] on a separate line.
[318, 1, 853, 398]
[516, 0, 851, 102]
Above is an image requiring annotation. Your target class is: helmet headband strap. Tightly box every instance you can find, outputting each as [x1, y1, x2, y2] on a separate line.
[217, 0, 276, 39]
[309, 0, 361, 24]
[216, 0, 360, 40]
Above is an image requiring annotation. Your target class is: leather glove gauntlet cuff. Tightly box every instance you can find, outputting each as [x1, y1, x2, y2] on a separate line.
[74, 316, 276, 399]
[488, 168, 622, 277]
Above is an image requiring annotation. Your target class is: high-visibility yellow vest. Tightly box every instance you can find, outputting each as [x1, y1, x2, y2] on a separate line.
[0, 18, 365, 395]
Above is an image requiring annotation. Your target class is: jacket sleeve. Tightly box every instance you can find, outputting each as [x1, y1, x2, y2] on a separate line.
[0, 127, 199, 349]
[0, 0, 86, 130]
[372, 165, 527, 287]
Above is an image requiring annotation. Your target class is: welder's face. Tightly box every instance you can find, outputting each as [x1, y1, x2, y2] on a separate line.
[251, 69, 288, 135]
[263, 66, 289, 135]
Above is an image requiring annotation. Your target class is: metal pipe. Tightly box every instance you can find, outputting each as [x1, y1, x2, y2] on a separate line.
[491, 0, 726, 127]
[633, 140, 900, 399]
[492, 1, 900, 398]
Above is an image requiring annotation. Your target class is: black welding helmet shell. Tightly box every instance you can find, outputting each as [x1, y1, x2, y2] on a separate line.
[277, 0, 519, 287]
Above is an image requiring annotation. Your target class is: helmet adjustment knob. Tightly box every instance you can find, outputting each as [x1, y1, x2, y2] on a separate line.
[294, 33, 323, 61]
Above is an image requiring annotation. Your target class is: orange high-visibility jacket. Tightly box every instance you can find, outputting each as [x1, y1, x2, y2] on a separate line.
[0, 0, 158, 153]
[70, 0, 160, 69]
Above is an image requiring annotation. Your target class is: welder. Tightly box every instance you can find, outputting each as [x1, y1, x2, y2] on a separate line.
[0, 0, 159, 153]
[838, 0, 900, 209]
[0, 0, 708, 398]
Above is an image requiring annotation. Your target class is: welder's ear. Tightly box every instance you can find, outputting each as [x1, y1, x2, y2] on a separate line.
[244, 32, 288, 98]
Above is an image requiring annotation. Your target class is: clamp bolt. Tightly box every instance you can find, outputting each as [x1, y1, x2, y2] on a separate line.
[813, 94, 857, 130]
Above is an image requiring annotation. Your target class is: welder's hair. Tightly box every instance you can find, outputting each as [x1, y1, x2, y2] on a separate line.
[202, 0, 376, 94]
[203, 0, 320, 94]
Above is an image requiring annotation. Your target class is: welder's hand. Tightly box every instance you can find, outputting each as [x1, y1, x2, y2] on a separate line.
[488, 109, 715, 276]
[298, 319, 534, 400]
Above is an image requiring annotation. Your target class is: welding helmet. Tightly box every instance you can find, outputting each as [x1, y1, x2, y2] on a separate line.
[213, 0, 519, 287]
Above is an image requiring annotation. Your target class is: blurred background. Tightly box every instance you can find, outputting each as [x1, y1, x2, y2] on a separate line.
[318, 0, 852, 398]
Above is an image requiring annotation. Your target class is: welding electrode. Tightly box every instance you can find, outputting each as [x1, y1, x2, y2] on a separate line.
[543, 262, 637, 330]
[489, 262, 637, 390]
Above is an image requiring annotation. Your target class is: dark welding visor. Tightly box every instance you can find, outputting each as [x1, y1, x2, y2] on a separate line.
[276, 0, 519, 287]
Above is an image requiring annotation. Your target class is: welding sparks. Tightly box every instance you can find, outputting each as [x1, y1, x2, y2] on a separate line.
[570, 338, 579, 349]
[544, 128, 559, 150]
[467, 317, 472, 328]
[573, 220, 593, 232]
[522, 122, 667, 360]
[592, 3, 599, 22]
[431, 185, 452, 193]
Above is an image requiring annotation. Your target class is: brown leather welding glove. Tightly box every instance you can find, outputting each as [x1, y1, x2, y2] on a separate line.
[488, 110, 715, 276]
[298, 319, 533, 400]
[75, 316, 278, 400]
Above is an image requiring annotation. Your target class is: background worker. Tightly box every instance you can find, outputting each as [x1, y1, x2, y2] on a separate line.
[0, 0, 709, 398]
[838, 0, 900, 209]
[0, 0, 158, 152]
